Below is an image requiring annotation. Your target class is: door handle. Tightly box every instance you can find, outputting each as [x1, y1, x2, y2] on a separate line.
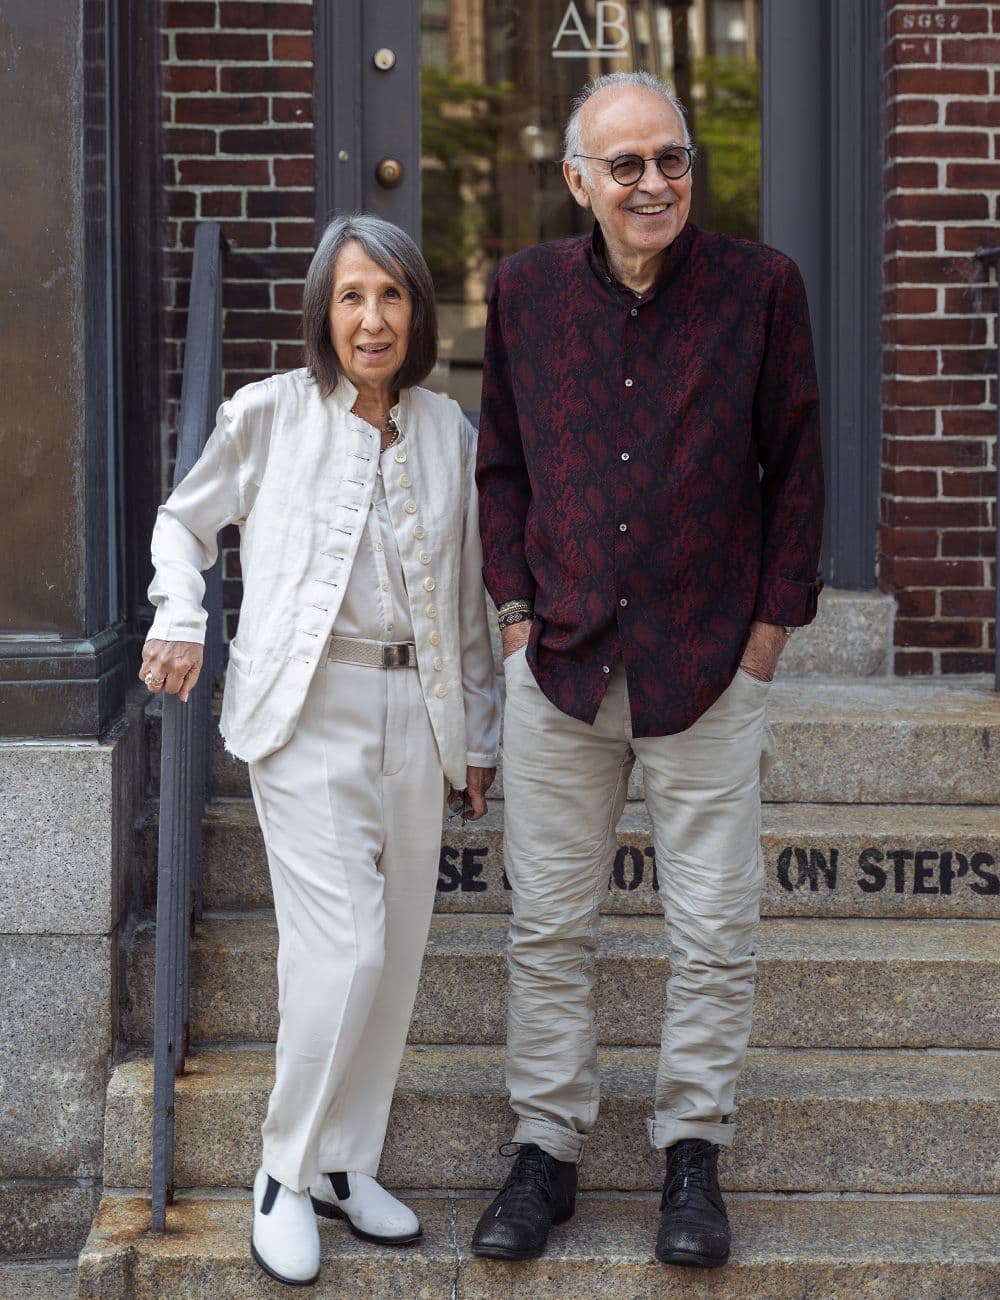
[375, 158, 404, 188]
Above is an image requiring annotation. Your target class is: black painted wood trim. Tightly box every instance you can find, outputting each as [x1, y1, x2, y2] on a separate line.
[762, 0, 882, 590]
[314, 0, 363, 234]
[825, 0, 883, 590]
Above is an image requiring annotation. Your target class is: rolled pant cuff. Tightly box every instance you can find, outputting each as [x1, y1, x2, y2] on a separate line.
[511, 1117, 585, 1164]
[647, 1116, 736, 1150]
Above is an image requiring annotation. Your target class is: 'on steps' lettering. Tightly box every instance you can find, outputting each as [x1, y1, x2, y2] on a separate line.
[438, 842, 1000, 896]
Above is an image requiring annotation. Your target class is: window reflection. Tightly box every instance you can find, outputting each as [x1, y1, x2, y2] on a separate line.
[421, 1, 761, 403]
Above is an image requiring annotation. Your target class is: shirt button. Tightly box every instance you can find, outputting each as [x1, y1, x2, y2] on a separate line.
[394, 450, 406, 463]
[427, 604, 438, 618]
[433, 656, 444, 671]
[429, 630, 441, 646]
[404, 500, 417, 514]
[373, 541, 384, 553]
[399, 473, 412, 488]
[624, 378, 634, 388]
[602, 665, 611, 674]
[434, 684, 447, 698]
[419, 550, 431, 564]
[423, 577, 436, 592]
[380, 581, 389, 592]
[619, 522, 628, 532]
[620, 597, 628, 607]
[630, 308, 638, 317]
[621, 452, 630, 461]
[413, 525, 426, 539]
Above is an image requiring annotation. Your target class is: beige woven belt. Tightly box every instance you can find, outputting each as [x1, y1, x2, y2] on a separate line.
[327, 635, 418, 669]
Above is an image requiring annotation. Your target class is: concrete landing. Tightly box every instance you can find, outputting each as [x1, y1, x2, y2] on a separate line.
[78, 1191, 1000, 1299]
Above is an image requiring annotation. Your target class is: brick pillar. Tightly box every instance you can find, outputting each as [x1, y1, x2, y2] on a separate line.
[881, 1, 999, 674]
[161, 0, 315, 639]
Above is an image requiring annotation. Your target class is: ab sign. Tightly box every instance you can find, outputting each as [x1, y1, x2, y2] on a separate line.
[552, 1, 631, 59]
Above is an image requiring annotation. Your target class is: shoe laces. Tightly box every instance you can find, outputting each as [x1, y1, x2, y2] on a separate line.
[662, 1140, 719, 1210]
[497, 1142, 559, 1204]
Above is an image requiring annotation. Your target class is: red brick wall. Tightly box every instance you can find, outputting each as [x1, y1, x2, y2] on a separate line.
[882, 1, 998, 674]
[161, 0, 315, 636]
[157, 1, 999, 666]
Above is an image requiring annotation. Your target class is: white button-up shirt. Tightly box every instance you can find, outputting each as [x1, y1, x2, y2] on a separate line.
[147, 369, 499, 786]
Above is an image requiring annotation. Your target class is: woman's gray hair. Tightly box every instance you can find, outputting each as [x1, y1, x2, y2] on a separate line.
[563, 71, 691, 181]
[303, 213, 438, 395]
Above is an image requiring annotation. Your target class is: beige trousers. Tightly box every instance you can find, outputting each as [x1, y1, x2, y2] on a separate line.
[501, 649, 771, 1160]
[249, 656, 445, 1192]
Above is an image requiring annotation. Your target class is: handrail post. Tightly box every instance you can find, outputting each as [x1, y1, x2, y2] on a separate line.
[150, 222, 225, 1230]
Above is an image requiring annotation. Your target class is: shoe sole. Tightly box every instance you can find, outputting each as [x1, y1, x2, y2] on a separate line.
[310, 1196, 423, 1246]
[250, 1238, 320, 1286]
[469, 1200, 576, 1260]
[655, 1246, 730, 1269]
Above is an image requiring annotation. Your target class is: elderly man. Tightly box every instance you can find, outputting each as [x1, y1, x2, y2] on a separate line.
[471, 71, 823, 1269]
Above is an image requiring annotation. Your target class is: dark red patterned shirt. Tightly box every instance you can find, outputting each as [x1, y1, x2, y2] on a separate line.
[476, 222, 824, 737]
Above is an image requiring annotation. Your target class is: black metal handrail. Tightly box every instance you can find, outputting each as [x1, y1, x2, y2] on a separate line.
[151, 222, 225, 1231]
[974, 247, 1000, 691]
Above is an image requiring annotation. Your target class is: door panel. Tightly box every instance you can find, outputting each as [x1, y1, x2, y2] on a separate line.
[419, 0, 762, 405]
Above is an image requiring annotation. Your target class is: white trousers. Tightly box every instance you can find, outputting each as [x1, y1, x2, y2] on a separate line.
[501, 650, 771, 1160]
[248, 656, 446, 1192]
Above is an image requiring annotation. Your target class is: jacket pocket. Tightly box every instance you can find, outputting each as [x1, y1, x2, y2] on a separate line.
[227, 640, 253, 678]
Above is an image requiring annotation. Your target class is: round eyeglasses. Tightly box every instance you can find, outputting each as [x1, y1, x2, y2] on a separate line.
[573, 146, 694, 186]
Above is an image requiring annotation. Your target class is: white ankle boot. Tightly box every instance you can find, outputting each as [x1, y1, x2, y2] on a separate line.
[252, 1167, 321, 1286]
[309, 1171, 422, 1244]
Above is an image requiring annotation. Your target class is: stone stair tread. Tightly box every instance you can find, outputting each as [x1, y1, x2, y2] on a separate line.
[190, 796, 1000, 918]
[78, 1190, 1000, 1298]
[205, 795, 1000, 831]
[190, 910, 1000, 964]
[103, 1045, 1000, 1193]
[0, 1260, 79, 1300]
[106, 1043, 1000, 1106]
[123, 911, 1000, 1050]
[151, 674, 1000, 803]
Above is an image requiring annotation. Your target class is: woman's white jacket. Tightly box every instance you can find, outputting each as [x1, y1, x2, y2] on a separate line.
[147, 368, 500, 788]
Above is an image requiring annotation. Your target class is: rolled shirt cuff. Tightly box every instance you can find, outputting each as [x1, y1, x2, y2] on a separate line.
[752, 574, 823, 627]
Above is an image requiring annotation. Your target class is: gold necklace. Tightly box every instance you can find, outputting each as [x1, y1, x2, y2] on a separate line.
[380, 415, 400, 452]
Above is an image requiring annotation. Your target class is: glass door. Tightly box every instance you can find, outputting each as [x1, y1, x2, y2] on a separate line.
[418, 0, 763, 405]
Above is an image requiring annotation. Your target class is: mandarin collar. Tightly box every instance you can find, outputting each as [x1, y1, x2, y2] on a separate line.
[331, 377, 409, 430]
[586, 221, 697, 302]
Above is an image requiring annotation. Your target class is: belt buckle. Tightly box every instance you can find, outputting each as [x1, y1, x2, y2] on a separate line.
[382, 643, 409, 669]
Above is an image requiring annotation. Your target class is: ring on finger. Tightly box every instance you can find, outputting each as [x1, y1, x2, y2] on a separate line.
[144, 672, 166, 689]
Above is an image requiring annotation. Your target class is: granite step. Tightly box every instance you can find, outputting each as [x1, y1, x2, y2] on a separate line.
[103, 1045, 1000, 1193]
[124, 914, 1000, 1051]
[0, 1261, 78, 1300]
[78, 1189, 1000, 1299]
[149, 799, 1000, 919]
[147, 675, 1000, 805]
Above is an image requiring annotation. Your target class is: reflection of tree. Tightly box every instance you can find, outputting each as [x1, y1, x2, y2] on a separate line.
[421, 66, 505, 299]
[692, 56, 760, 240]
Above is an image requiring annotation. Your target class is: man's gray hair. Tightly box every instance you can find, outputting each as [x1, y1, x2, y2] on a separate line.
[303, 213, 437, 396]
[563, 71, 691, 180]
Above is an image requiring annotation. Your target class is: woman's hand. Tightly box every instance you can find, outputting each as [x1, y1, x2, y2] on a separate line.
[456, 765, 497, 821]
[139, 639, 204, 703]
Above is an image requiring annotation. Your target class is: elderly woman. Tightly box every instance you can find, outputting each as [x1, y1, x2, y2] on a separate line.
[140, 215, 500, 1287]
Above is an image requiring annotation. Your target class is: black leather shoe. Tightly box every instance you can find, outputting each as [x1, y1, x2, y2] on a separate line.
[470, 1143, 578, 1260]
[655, 1139, 730, 1268]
